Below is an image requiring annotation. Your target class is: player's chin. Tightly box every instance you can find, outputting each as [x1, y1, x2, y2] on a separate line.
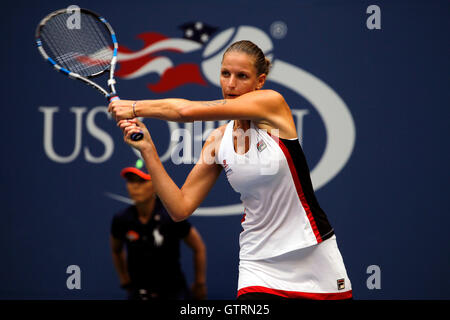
[225, 94, 240, 99]
[132, 196, 147, 204]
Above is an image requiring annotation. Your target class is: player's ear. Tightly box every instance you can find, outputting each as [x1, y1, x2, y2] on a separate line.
[256, 73, 266, 90]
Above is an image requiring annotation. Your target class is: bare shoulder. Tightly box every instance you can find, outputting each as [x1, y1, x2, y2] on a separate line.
[259, 89, 285, 100]
[262, 89, 289, 108]
[244, 89, 285, 103]
[253, 90, 297, 138]
[243, 89, 289, 114]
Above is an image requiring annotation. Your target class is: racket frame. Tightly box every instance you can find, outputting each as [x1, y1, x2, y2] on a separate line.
[35, 8, 119, 101]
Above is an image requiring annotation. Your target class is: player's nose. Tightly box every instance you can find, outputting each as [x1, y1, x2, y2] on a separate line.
[227, 75, 237, 89]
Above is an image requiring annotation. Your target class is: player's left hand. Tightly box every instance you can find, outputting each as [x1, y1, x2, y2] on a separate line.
[108, 99, 135, 120]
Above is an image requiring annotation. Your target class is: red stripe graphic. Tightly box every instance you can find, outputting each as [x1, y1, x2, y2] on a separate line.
[115, 54, 158, 78]
[115, 32, 207, 93]
[269, 134, 322, 243]
[147, 63, 207, 93]
[238, 286, 352, 300]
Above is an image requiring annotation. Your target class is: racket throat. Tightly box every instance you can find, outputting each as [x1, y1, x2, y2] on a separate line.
[108, 94, 120, 102]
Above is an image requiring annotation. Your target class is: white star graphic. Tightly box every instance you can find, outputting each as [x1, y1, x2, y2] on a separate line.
[185, 28, 194, 38]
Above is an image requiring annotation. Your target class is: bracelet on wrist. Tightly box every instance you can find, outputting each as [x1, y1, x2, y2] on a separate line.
[132, 101, 138, 118]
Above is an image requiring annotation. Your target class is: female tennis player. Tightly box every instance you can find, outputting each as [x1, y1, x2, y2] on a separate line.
[109, 40, 352, 300]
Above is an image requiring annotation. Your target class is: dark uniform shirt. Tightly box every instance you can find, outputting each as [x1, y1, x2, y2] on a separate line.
[111, 198, 191, 298]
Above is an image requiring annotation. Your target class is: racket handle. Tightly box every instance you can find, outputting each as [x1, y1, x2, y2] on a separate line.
[131, 132, 144, 141]
[108, 95, 144, 141]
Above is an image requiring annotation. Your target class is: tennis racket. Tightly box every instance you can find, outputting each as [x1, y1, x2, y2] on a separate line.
[35, 7, 143, 141]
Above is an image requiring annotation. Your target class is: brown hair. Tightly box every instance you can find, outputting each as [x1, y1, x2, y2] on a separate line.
[223, 40, 271, 76]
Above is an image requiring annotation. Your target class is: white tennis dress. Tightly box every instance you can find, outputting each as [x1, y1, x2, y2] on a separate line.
[217, 121, 352, 299]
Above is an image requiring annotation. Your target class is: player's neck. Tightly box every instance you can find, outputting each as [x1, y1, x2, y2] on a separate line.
[234, 120, 251, 131]
[135, 196, 157, 222]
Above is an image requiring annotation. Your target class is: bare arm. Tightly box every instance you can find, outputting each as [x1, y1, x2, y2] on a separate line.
[109, 90, 296, 137]
[183, 227, 207, 299]
[110, 235, 130, 287]
[120, 119, 224, 222]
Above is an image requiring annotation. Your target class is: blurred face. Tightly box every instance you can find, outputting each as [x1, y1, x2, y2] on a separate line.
[220, 52, 266, 99]
[125, 174, 154, 204]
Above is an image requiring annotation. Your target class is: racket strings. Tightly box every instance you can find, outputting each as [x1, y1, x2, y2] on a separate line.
[40, 12, 113, 77]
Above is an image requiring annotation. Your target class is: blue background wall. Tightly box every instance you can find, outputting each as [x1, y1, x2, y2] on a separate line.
[1, 0, 449, 299]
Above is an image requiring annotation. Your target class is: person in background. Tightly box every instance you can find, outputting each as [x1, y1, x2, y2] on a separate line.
[110, 159, 207, 300]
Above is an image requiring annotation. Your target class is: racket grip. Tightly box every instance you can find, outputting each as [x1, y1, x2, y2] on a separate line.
[130, 132, 144, 141]
[108, 95, 143, 141]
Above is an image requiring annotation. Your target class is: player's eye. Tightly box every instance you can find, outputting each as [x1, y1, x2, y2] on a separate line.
[221, 70, 230, 77]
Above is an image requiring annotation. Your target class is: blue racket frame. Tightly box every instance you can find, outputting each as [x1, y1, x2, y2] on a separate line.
[35, 8, 143, 140]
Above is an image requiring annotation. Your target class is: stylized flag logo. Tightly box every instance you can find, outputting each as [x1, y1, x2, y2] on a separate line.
[116, 22, 217, 93]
